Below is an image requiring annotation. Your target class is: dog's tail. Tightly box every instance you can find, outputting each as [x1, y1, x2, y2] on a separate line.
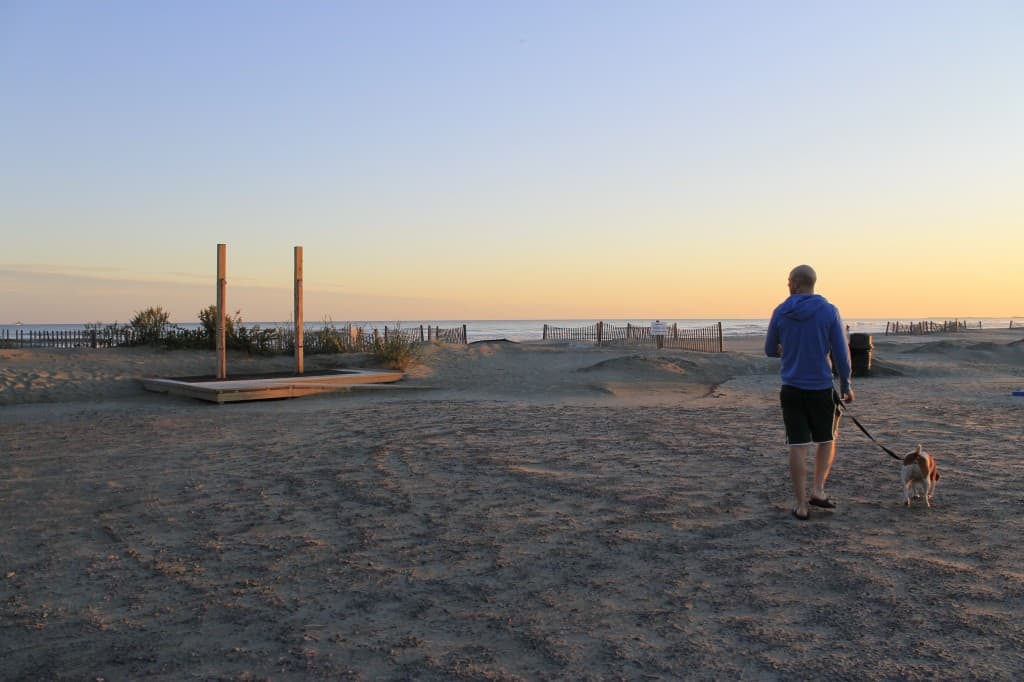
[904, 444, 924, 464]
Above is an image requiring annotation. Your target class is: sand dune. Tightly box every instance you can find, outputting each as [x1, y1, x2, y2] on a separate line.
[2, 330, 1023, 679]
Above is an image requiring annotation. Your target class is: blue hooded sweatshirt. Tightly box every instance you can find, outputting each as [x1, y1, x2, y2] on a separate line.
[765, 293, 851, 393]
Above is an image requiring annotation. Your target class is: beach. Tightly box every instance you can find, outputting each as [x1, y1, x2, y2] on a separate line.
[2, 330, 1023, 679]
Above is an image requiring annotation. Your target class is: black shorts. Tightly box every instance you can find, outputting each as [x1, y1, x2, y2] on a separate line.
[780, 385, 840, 445]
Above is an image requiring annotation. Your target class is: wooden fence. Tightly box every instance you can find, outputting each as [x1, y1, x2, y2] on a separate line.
[884, 320, 979, 335]
[542, 321, 724, 353]
[0, 324, 468, 352]
[0, 328, 136, 348]
[344, 325, 467, 348]
[541, 323, 601, 343]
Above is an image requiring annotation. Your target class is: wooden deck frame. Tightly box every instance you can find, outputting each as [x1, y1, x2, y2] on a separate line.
[141, 368, 404, 404]
[144, 243, 411, 403]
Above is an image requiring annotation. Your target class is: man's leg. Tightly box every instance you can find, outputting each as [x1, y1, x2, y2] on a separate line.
[811, 440, 836, 501]
[789, 444, 811, 515]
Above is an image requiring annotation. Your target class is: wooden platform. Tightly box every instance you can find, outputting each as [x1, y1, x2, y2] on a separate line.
[141, 368, 404, 403]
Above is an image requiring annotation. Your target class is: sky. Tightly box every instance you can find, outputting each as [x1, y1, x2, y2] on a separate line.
[1, 0, 1021, 324]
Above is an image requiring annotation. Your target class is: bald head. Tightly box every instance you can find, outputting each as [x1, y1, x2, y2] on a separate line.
[788, 265, 817, 294]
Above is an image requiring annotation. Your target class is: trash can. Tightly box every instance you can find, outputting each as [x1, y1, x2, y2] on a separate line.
[849, 333, 873, 377]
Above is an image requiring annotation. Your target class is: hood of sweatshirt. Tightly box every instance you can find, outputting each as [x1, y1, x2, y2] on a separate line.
[776, 294, 829, 322]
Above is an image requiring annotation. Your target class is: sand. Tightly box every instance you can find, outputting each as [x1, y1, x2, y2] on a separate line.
[2, 330, 1023, 679]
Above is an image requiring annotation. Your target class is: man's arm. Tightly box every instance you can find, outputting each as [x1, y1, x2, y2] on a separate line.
[765, 316, 780, 357]
[829, 311, 853, 400]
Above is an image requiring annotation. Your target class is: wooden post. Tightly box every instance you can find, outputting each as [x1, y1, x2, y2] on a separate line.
[596, 321, 603, 346]
[294, 246, 304, 375]
[462, 324, 467, 344]
[718, 321, 724, 353]
[216, 243, 227, 379]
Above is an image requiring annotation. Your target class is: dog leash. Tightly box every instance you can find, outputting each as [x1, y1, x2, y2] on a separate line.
[833, 390, 902, 461]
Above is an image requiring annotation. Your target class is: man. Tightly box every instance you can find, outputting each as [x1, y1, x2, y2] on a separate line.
[765, 265, 854, 520]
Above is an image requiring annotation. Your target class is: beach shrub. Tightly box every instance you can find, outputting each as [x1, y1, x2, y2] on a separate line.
[196, 306, 279, 354]
[83, 320, 129, 347]
[371, 326, 423, 370]
[198, 305, 239, 349]
[84, 321, 124, 336]
[312, 317, 347, 354]
[130, 306, 170, 345]
[234, 322, 279, 356]
[160, 325, 208, 350]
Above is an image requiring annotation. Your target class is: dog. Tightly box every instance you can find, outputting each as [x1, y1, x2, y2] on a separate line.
[901, 444, 940, 507]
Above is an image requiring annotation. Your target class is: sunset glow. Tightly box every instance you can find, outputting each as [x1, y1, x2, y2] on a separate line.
[2, 2, 1021, 323]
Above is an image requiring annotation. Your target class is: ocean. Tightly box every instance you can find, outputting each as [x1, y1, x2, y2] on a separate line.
[2, 318, 1018, 344]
